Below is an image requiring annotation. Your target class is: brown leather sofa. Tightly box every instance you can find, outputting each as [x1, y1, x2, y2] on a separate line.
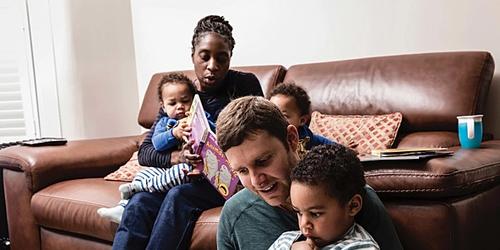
[1, 51, 499, 250]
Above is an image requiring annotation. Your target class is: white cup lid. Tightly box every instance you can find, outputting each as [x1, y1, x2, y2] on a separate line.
[457, 114, 483, 120]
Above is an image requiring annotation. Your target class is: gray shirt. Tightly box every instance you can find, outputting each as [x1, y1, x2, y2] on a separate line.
[217, 186, 403, 250]
[268, 223, 380, 250]
[217, 189, 297, 250]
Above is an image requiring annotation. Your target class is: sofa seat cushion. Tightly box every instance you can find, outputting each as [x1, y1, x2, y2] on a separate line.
[384, 185, 500, 250]
[191, 207, 222, 250]
[364, 140, 500, 198]
[31, 178, 123, 242]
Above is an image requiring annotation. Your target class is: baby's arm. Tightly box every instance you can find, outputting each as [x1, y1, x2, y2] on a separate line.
[152, 118, 181, 151]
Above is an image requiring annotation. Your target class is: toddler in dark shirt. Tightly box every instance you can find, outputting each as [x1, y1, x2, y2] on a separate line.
[269, 82, 335, 155]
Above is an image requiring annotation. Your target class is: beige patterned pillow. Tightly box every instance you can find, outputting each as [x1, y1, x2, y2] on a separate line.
[104, 152, 145, 182]
[309, 111, 403, 155]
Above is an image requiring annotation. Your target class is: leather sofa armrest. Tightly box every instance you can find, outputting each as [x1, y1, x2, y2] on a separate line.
[0, 135, 142, 193]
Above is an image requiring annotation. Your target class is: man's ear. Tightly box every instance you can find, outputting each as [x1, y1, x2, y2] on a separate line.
[286, 125, 299, 152]
[347, 194, 363, 216]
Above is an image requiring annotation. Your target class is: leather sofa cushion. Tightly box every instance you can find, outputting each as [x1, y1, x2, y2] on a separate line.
[190, 207, 221, 250]
[395, 131, 460, 148]
[385, 184, 500, 249]
[32, 178, 121, 243]
[364, 140, 500, 198]
[41, 228, 111, 250]
[31, 177, 223, 249]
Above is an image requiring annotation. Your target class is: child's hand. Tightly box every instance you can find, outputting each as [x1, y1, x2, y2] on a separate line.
[173, 119, 191, 141]
[291, 238, 318, 250]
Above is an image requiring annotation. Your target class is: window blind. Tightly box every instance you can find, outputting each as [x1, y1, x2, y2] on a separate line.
[0, 61, 26, 139]
[0, 0, 37, 143]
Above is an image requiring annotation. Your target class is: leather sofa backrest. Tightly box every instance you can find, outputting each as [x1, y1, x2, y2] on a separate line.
[138, 65, 286, 129]
[283, 51, 494, 133]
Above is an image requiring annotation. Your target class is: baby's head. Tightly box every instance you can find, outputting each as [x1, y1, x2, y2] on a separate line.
[157, 73, 197, 120]
[269, 83, 311, 129]
[290, 144, 366, 247]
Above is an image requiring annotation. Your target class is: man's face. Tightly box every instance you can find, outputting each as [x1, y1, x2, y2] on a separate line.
[225, 127, 299, 207]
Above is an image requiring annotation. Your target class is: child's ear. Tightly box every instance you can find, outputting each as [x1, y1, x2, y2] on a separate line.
[299, 114, 310, 126]
[347, 194, 363, 216]
[160, 101, 166, 112]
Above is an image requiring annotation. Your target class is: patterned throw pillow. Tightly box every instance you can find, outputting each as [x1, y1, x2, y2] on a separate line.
[104, 152, 145, 182]
[309, 111, 403, 155]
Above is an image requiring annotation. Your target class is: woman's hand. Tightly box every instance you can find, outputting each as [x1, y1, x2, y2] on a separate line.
[181, 139, 202, 165]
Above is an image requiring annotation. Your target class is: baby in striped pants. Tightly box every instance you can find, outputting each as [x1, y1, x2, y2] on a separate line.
[98, 73, 214, 223]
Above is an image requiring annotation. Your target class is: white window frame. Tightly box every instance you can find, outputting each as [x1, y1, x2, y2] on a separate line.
[27, 0, 62, 139]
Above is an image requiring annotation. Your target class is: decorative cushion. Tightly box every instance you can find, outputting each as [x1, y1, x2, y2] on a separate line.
[104, 152, 145, 182]
[309, 111, 403, 155]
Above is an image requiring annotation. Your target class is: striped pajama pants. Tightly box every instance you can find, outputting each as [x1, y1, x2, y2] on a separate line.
[132, 163, 192, 193]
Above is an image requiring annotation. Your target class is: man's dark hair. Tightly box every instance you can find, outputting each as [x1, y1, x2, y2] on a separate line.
[191, 15, 235, 55]
[217, 96, 289, 152]
[269, 82, 311, 116]
[291, 144, 366, 205]
[157, 73, 196, 101]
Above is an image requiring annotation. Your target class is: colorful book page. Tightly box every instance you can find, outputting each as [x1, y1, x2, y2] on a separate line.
[188, 94, 239, 200]
[188, 94, 211, 154]
[196, 130, 239, 200]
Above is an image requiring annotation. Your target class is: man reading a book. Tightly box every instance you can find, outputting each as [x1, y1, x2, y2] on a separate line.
[215, 96, 403, 250]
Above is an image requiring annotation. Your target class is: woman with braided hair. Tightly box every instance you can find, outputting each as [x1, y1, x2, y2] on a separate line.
[112, 15, 264, 249]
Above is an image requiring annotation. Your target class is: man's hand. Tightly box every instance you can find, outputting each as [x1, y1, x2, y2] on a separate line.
[182, 167, 203, 181]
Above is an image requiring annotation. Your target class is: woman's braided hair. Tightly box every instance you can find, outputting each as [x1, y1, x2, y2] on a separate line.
[191, 15, 235, 55]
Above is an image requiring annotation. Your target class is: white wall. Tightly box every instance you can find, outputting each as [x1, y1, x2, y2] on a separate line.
[131, 0, 500, 137]
[32, 0, 140, 140]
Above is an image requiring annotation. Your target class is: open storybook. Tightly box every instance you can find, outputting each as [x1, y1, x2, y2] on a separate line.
[186, 94, 239, 200]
